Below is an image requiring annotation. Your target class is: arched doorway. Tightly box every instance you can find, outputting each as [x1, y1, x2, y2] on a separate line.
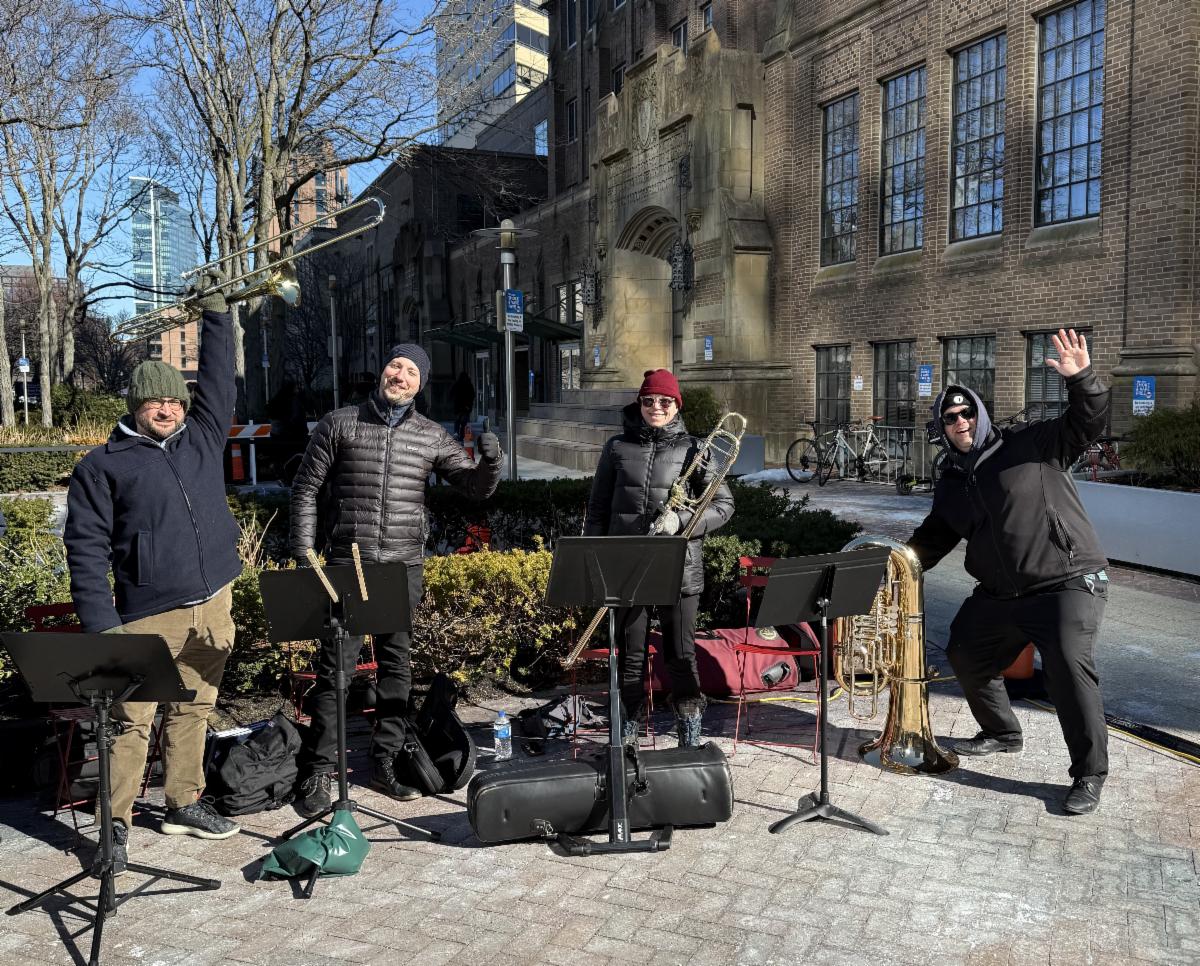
[606, 206, 682, 378]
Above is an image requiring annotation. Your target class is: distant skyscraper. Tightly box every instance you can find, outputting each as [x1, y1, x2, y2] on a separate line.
[130, 177, 197, 374]
[436, 0, 549, 148]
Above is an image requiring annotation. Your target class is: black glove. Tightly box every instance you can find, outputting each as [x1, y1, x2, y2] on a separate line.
[190, 268, 228, 315]
[294, 553, 314, 569]
[477, 431, 501, 462]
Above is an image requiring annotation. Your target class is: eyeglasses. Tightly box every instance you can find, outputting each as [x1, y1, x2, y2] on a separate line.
[142, 397, 185, 412]
[639, 395, 676, 409]
[940, 407, 976, 426]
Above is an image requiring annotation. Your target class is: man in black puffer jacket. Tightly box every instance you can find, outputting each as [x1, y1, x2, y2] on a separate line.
[908, 328, 1111, 815]
[585, 369, 734, 747]
[290, 343, 502, 815]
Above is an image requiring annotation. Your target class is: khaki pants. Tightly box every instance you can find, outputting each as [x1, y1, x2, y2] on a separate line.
[106, 584, 235, 826]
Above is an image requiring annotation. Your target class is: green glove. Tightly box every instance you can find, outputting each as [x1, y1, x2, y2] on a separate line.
[192, 268, 228, 315]
[101, 625, 125, 634]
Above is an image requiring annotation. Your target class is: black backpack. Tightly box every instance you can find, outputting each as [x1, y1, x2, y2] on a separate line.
[206, 712, 302, 816]
[393, 674, 477, 795]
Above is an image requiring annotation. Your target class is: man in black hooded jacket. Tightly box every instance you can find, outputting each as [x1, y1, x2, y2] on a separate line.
[907, 329, 1111, 815]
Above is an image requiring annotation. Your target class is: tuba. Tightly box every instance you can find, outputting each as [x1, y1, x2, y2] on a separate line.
[833, 535, 958, 775]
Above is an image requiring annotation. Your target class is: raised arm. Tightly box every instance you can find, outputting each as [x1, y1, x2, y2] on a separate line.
[184, 280, 236, 445]
[434, 428, 502, 501]
[1037, 329, 1110, 468]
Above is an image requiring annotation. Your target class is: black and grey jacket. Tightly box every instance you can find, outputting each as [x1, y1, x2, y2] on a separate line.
[289, 395, 501, 565]
[584, 404, 735, 597]
[908, 367, 1110, 597]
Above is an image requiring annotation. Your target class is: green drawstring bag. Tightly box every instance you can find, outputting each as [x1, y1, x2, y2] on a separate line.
[259, 808, 370, 880]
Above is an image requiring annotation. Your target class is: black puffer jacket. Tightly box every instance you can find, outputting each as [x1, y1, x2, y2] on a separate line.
[584, 404, 735, 596]
[290, 395, 501, 564]
[908, 367, 1109, 597]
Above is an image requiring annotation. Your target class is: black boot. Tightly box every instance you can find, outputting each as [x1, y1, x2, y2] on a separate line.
[370, 756, 421, 802]
[673, 696, 706, 748]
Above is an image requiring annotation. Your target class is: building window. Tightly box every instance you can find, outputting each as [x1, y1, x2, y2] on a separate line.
[873, 341, 916, 426]
[534, 119, 548, 156]
[613, 0, 624, 9]
[671, 19, 687, 51]
[585, 0, 594, 25]
[1036, 0, 1106, 225]
[815, 345, 851, 430]
[612, 62, 625, 95]
[820, 92, 859, 266]
[880, 66, 926, 255]
[943, 335, 996, 414]
[566, 98, 578, 142]
[1026, 329, 1092, 420]
[951, 33, 1006, 240]
[567, 0, 578, 47]
[702, 3, 712, 30]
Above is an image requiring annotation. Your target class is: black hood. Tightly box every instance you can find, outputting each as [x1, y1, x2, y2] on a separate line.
[930, 383, 994, 455]
[622, 402, 688, 443]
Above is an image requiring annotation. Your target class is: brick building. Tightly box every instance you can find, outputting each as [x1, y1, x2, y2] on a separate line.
[761, 0, 1199, 458]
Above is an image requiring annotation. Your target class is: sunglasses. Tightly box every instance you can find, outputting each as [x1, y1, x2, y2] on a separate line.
[941, 407, 977, 426]
[639, 395, 676, 409]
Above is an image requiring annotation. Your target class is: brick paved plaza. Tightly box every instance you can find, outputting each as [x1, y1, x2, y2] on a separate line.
[1, 679, 1197, 966]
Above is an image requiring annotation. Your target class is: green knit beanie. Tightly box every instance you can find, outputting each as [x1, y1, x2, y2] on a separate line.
[127, 361, 191, 414]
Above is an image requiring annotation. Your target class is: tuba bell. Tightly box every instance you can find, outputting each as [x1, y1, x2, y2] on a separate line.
[833, 535, 958, 775]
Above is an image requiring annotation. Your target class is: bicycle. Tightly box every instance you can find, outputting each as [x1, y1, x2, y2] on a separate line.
[1074, 436, 1123, 481]
[784, 419, 825, 483]
[816, 418, 891, 486]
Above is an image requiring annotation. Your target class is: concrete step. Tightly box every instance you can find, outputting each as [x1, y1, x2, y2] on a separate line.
[527, 401, 624, 425]
[560, 387, 638, 408]
[515, 417, 616, 447]
[514, 435, 603, 473]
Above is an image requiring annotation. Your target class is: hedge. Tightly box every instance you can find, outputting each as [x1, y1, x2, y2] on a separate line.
[0, 450, 78, 492]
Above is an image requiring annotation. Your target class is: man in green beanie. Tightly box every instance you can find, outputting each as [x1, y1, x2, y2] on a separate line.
[65, 276, 243, 874]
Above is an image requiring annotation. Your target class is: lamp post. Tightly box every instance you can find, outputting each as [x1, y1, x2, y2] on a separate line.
[472, 218, 538, 482]
[328, 274, 340, 410]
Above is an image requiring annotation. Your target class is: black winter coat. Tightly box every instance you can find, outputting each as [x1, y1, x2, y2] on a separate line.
[65, 309, 241, 632]
[584, 405, 735, 596]
[908, 367, 1109, 597]
[290, 396, 501, 564]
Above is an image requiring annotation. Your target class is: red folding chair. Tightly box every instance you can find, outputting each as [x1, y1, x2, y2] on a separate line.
[731, 556, 822, 760]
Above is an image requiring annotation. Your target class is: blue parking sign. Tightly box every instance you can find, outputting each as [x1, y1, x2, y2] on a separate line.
[918, 364, 933, 397]
[1132, 375, 1155, 416]
[503, 289, 524, 332]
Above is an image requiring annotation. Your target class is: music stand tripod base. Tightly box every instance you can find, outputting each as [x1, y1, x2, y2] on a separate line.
[259, 563, 438, 899]
[1, 631, 223, 966]
[545, 536, 689, 857]
[754, 549, 893, 839]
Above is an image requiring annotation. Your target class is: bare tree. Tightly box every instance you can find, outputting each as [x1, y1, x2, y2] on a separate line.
[73, 309, 141, 392]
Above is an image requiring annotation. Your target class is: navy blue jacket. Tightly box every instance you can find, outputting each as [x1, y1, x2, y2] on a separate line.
[65, 310, 242, 631]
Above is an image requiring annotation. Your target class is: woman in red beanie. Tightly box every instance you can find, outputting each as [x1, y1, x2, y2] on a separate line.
[583, 369, 735, 746]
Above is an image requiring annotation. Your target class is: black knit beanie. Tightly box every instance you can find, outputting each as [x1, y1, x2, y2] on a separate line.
[384, 343, 431, 389]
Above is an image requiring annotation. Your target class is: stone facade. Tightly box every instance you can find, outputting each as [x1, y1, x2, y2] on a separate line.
[761, 0, 1200, 457]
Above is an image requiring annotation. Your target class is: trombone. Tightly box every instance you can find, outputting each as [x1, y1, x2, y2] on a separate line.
[111, 196, 386, 342]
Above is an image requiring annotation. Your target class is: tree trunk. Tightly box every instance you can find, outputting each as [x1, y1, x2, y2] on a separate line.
[38, 288, 54, 427]
[0, 293, 15, 427]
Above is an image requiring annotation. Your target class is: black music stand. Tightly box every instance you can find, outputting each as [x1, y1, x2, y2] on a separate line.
[755, 548, 892, 837]
[258, 562, 438, 898]
[545, 535, 689, 856]
[2, 632, 221, 966]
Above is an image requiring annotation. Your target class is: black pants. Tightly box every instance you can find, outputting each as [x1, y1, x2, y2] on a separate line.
[615, 594, 701, 720]
[946, 575, 1108, 779]
[299, 563, 424, 774]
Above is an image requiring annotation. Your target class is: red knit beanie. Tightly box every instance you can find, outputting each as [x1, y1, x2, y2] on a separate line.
[638, 369, 682, 409]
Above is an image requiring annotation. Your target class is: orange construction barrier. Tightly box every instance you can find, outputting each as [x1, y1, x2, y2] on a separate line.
[463, 423, 475, 460]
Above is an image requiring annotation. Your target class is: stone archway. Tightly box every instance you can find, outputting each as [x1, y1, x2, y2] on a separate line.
[599, 206, 680, 383]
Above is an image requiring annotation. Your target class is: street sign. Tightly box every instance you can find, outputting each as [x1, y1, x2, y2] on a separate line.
[593, 345, 601, 368]
[1132, 375, 1156, 416]
[17, 357, 30, 374]
[918, 365, 933, 397]
[703, 336, 713, 362]
[853, 375, 864, 392]
[504, 289, 524, 332]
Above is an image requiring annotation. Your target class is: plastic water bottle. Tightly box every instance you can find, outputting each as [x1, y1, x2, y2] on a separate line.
[493, 710, 513, 761]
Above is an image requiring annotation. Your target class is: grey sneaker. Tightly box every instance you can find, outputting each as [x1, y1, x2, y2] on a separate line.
[161, 798, 240, 840]
[294, 772, 333, 818]
[92, 819, 128, 877]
